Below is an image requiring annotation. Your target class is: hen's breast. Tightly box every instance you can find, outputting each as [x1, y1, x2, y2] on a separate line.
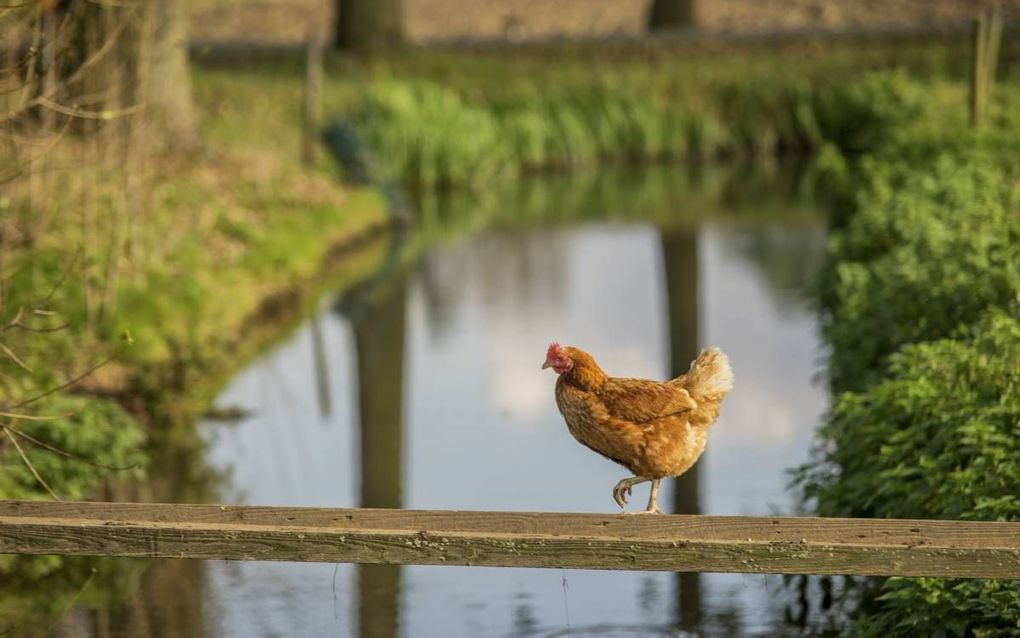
[554, 376, 647, 473]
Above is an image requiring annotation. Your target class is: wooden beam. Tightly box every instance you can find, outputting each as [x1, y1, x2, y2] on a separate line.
[1, 501, 1017, 578]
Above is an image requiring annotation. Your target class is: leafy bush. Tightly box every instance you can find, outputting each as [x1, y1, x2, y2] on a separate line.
[497, 87, 695, 167]
[0, 395, 146, 501]
[717, 77, 821, 155]
[819, 155, 1020, 391]
[346, 70, 942, 187]
[799, 311, 1020, 636]
[803, 73, 1020, 635]
[352, 79, 714, 183]
[812, 70, 929, 154]
[805, 311, 1020, 521]
[350, 81, 510, 187]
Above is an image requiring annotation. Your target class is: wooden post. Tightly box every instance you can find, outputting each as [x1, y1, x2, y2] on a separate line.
[970, 5, 1003, 128]
[970, 12, 987, 127]
[984, 6, 1003, 107]
[1, 501, 1019, 579]
[302, 15, 324, 166]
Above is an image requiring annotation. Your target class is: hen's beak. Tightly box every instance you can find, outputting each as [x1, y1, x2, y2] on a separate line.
[541, 360, 552, 370]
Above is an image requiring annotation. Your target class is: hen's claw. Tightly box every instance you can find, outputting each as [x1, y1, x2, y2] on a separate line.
[612, 476, 647, 510]
[612, 483, 632, 508]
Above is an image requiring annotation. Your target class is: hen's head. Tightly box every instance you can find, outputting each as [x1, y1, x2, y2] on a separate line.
[542, 342, 574, 375]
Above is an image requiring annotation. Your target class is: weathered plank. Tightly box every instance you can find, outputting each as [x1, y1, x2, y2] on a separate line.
[0, 501, 1017, 578]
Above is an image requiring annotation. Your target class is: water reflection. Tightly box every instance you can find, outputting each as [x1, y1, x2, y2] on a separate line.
[20, 162, 829, 637]
[342, 268, 410, 638]
[660, 227, 703, 631]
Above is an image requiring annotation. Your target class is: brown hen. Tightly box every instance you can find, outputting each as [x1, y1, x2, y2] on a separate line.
[543, 342, 733, 514]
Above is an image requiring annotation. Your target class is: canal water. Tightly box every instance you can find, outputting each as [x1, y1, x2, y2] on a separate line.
[57, 162, 831, 637]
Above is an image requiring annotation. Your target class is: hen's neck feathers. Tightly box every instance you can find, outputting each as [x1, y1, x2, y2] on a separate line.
[563, 348, 608, 391]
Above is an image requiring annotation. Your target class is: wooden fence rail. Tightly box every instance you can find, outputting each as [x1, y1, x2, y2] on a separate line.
[1, 501, 1018, 579]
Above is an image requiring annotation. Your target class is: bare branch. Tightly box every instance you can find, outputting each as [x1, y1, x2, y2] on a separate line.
[4, 426, 61, 500]
[38, 244, 81, 307]
[35, 96, 144, 121]
[0, 411, 60, 421]
[0, 340, 32, 371]
[44, 565, 97, 636]
[7, 320, 71, 333]
[0, 110, 74, 183]
[3, 423, 139, 472]
[5, 355, 115, 411]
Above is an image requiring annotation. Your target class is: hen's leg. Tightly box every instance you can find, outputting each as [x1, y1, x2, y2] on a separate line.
[613, 476, 649, 508]
[644, 478, 663, 514]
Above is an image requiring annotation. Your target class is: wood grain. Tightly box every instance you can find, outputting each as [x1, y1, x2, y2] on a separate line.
[1, 501, 1017, 578]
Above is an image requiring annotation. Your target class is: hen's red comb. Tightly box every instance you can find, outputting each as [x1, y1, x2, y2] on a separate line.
[546, 342, 561, 360]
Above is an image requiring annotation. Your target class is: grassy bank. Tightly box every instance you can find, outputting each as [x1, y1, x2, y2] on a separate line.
[187, 34, 1018, 189]
[796, 71, 1020, 635]
[346, 67, 935, 186]
[1, 61, 391, 505]
[1, 50, 396, 632]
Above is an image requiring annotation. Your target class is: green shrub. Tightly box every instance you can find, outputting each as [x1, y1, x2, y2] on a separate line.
[350, 80, 510, 187]
[799, 311, 1020, 636]
[499, 88, 690, 167]
[800, 69, 1020, 636]
[717, 77, 821, 154]
[686, 113, 731, 160]
[806, 311, 1020, 521]
[345, 70, 944, 187]
[812, 70, 929, 154]
[819, 155, 1020, 391]
[851, 577, 1020, 638]
[0, 395, 145, 501]
[500, 108, 554, 168]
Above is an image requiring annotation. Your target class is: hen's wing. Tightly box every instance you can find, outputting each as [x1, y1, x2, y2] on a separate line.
[597, 377, 697, 424]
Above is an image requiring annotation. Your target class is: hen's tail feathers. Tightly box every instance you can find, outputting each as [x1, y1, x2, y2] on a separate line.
[682, 348, 733, 401]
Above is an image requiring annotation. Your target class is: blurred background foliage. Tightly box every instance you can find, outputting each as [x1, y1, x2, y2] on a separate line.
[1, 0, 1019, 635]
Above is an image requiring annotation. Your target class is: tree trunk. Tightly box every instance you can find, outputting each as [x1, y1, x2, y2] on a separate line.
[53, 0, 196, 150]
[336, 0, 404, 53]
[648, 0, 695, 30]
[139, 0, 198, 151]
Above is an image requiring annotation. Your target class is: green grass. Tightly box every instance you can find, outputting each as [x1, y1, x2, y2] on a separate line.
[191, 39, 1001, 188]
[351, 69, 939, 187]
[186, 33, 1015, 187]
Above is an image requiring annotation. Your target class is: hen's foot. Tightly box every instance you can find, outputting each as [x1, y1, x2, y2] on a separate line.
[612, 476, 649, 509]
[622, 506, 664, 515]
[644, 503, 665, 515]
